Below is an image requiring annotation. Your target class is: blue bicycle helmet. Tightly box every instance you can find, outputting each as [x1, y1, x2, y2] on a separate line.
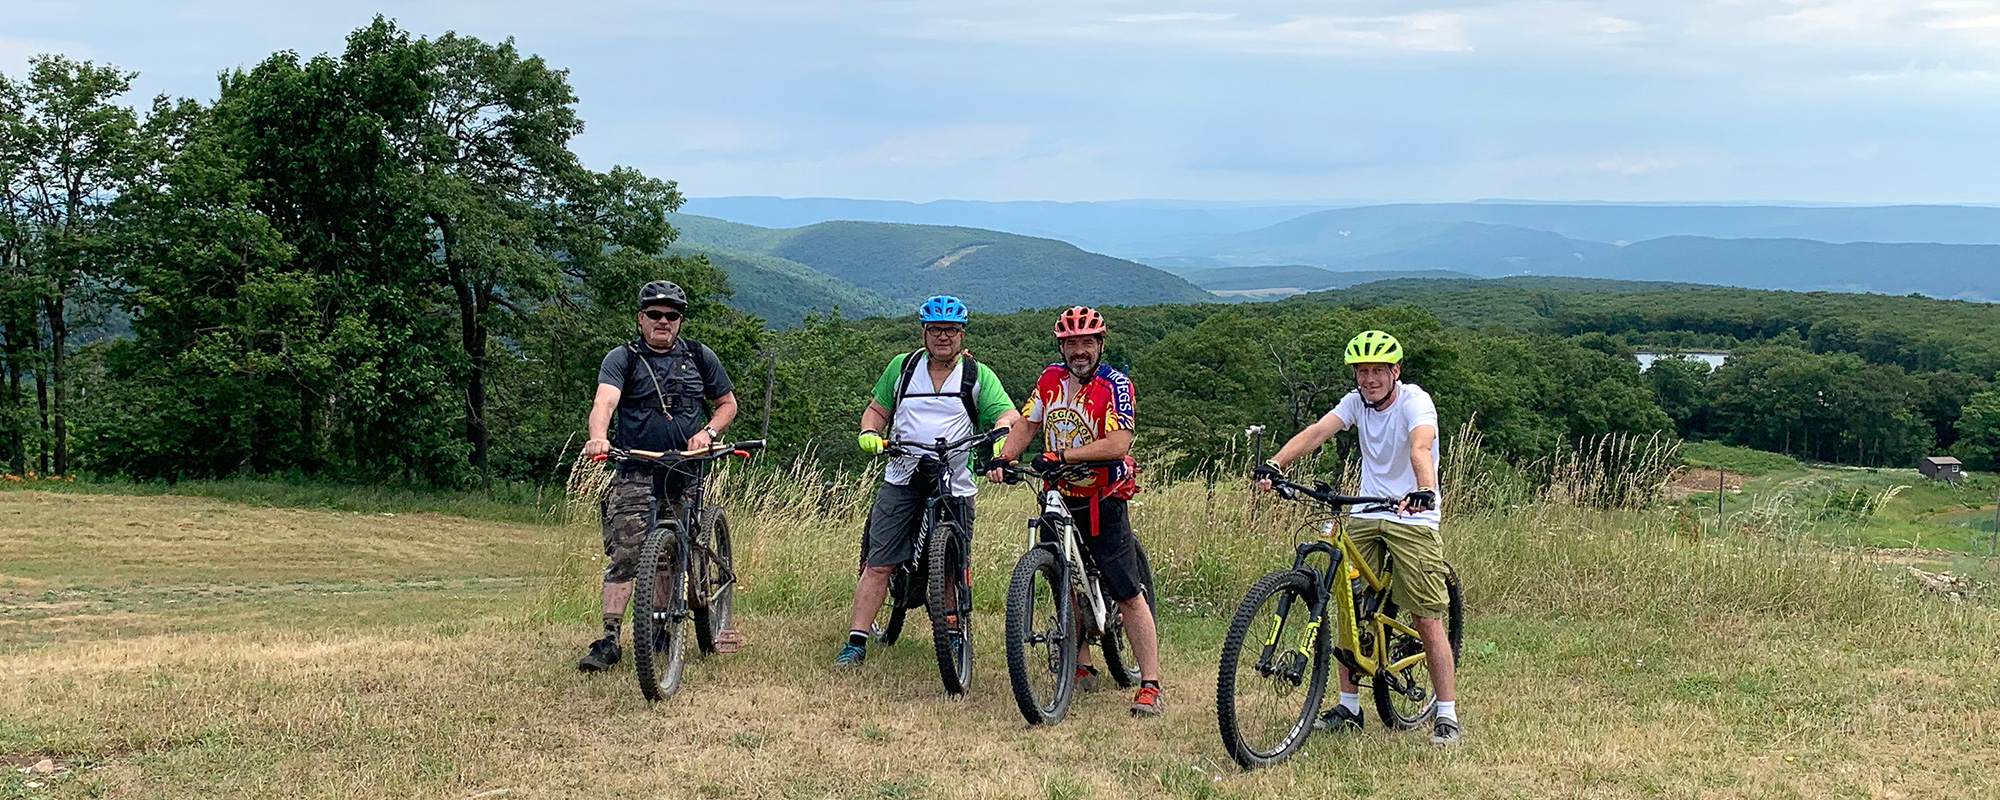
[918, 295, 969, 324]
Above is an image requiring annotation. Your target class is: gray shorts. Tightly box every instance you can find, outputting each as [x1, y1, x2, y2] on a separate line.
[862, 481, 974, 568]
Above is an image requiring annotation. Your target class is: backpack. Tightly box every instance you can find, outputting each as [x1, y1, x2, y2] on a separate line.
[886, 349, 983, 431]
[619, 336, 714, 417]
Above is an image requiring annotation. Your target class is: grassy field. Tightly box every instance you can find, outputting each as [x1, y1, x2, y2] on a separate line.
[4, 463, 1999, 799]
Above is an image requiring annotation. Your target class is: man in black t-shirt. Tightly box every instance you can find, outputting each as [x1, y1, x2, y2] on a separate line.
[577, 280, 738, 671]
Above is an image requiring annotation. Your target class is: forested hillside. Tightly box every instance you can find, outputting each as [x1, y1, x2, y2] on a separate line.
[666, 214, 1215, 316]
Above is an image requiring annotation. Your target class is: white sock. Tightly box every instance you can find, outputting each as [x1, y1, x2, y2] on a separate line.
[1339, 692, 1361, 713]
[1435, 700, 1457, 721]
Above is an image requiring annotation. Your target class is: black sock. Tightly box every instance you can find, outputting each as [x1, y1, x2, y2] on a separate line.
[848, 630, 870, 648]
[603, 616, 622, 639]
[1141, 679, 1160, 690]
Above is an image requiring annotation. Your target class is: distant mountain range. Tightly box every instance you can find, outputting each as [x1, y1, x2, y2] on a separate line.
[665, 214, 1213, 324]
[680, 197, 1339, 258]
[678, 198, 2000, 306]
[1176, 266, 1476, 301]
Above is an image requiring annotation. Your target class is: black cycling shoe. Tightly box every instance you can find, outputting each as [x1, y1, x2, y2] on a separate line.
[577, 635, 621, 672]
[1314, 704, 1364, 732]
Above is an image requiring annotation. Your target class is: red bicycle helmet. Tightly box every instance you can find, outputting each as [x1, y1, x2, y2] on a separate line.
[1053, 306, 1106, 338]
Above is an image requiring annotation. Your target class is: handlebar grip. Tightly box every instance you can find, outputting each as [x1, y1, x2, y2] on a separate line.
[589, 453, 608, 462]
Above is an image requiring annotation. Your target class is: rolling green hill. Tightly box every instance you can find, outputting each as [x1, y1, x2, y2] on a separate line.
[667, 214, 1214, 316]
[668, 246, 902, 324]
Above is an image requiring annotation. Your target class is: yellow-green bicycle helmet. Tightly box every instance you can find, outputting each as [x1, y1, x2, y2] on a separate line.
[1343, 330, 1403, 365]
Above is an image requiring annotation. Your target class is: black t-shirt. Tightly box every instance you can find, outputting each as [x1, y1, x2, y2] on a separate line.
[597, 338, 734, 452]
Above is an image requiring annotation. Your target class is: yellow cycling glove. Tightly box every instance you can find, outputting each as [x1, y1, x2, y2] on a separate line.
[858, 430, 885, 454]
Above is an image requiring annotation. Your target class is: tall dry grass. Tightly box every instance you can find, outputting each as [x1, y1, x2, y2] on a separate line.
[538, 430, 1926, 633]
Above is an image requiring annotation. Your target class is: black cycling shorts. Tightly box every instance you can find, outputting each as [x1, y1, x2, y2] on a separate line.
[1054, 495, 1145, 603]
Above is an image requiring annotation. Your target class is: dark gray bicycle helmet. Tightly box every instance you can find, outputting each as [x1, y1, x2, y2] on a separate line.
[638, 280, 688, 310]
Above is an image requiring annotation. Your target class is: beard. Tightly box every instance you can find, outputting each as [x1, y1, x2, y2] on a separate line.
[1065, 352, 1098, 379]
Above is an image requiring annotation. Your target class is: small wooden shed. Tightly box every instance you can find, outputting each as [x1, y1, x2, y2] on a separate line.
[1919, 456, 1963, 483]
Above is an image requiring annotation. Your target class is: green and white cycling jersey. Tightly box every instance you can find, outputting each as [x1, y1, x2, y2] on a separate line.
[871, 352, 1014, 497]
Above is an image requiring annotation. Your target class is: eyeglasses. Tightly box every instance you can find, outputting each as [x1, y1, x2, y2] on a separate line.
[642, 309, 683, 322]
[923, 326, 965, 337]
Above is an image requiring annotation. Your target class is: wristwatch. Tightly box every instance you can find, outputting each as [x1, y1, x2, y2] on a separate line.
[702, 425, 720, 440]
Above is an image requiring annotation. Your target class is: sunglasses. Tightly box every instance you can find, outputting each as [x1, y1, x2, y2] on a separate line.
[642, 309, 683, 322]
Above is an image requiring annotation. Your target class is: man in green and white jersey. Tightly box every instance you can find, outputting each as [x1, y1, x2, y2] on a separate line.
[836, 295, 1021, 666]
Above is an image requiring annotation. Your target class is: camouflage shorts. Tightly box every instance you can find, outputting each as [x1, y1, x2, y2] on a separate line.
[601, 468, 692, 583]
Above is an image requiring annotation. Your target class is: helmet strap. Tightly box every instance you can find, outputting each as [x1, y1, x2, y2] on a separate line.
[1363, 381, 1398, 411]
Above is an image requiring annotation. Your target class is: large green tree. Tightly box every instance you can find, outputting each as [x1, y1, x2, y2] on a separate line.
[0, 55, 141, 475]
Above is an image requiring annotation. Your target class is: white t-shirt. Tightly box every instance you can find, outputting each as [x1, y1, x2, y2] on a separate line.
[1330, 382, 1441, 528]
[884, 354, 980, 497]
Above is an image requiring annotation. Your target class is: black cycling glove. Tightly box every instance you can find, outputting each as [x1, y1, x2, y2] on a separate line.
[1252, 459, 1285, 482]
[1401, 488, 1437, 512]
[1030, 452, 1065, 474]
[982, 457, 1014, 474]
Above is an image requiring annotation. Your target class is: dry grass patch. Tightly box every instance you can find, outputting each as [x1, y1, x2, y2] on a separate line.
[3, 473, 2000, 798]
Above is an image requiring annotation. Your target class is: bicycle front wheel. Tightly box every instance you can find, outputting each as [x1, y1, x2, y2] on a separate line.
[632, 525, 688, 703]
[926, 520, 973, 695]
[693, 505, 732, 655]
[1373, 563, 1463, 729]
[1005, 546, 1075, 725]
[1217, 569, 1327, 769]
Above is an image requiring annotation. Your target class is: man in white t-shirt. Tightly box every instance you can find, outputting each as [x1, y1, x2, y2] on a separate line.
[1253, 330, 1463, 746]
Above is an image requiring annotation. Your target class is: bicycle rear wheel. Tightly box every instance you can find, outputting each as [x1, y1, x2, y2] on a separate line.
[1217, 569, 1327, 769]
[1005, 546, 1075, 725]
[1372, 563, 1463, 729]
[926, 520, 973, 695]
[632, 525, 689, 702]
[693, 505, 732, 655]
[1099, 539, 1157, 688]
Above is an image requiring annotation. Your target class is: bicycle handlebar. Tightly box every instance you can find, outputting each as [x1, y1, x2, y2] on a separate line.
[998, 457, 1127, 485]
[597, 439, 767, 465]
[1265, 474, 1397, 511]
[883, 427, 1008, 458]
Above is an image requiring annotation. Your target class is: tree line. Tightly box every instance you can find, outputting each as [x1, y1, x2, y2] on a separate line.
[5, 20, 1995, 489]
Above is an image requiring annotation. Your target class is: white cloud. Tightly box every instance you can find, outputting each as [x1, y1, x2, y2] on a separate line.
[910, 6, 1474, 55]
[1851, 60, 2000, 86]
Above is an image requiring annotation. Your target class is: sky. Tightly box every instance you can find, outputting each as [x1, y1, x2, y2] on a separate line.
[7, 1, 2000, 204]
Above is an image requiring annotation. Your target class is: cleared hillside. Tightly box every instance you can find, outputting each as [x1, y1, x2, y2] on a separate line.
[668, 214, 1214, 313]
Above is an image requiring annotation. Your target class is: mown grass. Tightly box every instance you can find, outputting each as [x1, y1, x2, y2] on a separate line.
[3, 460, 1998, 799]
[0, 474, 558, 526]
[1680, 441, 1803, 475]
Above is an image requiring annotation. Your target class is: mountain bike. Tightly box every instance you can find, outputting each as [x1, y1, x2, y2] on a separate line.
[602, 439, 764, 702]
[862, 428, 1009, 696]
[1001, 461, 1157, 726]
[1215, 474, 1463, 768]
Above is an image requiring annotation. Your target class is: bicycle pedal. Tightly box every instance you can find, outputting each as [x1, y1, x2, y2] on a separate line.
[714, 629, 744, 653]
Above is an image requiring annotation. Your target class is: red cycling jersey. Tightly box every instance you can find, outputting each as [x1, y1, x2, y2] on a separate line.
[1022, 363, 1138, 499]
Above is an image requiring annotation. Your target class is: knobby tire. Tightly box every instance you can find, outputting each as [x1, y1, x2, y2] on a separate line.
[1005, 546, 1074, 725]
[927, 520, 973, 695]
[1217, 569, 1328, 769]
[632, 523, 689, 703]
[1372, 562, 1464, 729]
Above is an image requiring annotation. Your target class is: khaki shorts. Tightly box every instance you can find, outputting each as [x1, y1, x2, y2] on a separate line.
[1345, 517, 1449, 619]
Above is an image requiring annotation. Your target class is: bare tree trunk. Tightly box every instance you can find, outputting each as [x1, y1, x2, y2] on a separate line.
[42, 292, 65, 475]
[6, 349, 20, 474]
[33, 352, 48, 475]
[436, 215, 488, 482]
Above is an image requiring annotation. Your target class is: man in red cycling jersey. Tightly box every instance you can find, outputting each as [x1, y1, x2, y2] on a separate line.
[986, 306, 1163, 716]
